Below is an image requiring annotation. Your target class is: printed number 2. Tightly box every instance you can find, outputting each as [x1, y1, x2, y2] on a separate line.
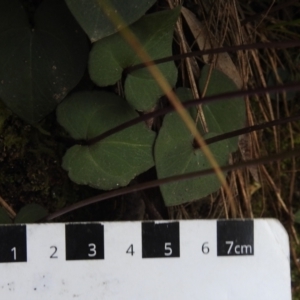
[88, 243, 97, 257]
[50, 246, 58, 258]
[164, 243, 172, 256]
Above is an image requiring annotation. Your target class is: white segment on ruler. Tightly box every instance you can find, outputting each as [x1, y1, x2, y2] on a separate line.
[0, 219, 291, 300]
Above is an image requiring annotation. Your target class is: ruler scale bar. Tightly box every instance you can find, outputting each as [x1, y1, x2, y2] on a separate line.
[65, 223, 104, 260]
[0, 219, 291, 299]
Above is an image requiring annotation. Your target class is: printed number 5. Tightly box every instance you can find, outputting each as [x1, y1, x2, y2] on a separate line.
[164, 242, 172, 256]
[88, 243, 97, 257]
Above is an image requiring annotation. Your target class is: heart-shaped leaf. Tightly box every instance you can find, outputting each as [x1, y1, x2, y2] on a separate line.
[57, 91, 156, 190]
[267, 68, 298, 101]
[89, 8, 180, 111]
[65, 0, 157, 42]
[155, 68, 246, 206]
[199, 65, 246, 152]
[14, 204, 48, 223]
[0, 0, 89, 124]
[295, 209, 300, 224]
[155, 88, 230, 206]
[0, 208, 12, 224]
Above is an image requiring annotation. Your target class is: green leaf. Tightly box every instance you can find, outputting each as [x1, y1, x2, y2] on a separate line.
[57, 91, 156, 190]
[155, 74, 246, 206]
[267, 68, 298, 101]
[155, 88, 231, 206]
[89, 8, 180, 111]
[0, 0, 88, 124]
[295, 210, 300, 224]
[0, 208, 12, 224]
[65, 0, 157, 42]
[199, 65, 246, 152]
[14, 204, 47, 223]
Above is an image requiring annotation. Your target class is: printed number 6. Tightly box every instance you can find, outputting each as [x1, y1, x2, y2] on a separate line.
[164, 242, 172, 256]
[202, 242, 209, 254]
[88, 243, 97, 257]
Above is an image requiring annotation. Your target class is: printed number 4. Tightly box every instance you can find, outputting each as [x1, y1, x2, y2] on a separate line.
[126, 244, 134, 256]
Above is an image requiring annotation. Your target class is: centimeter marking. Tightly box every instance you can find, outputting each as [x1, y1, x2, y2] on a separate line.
[0, 219, 291, 300]
[0, 220, 253, 263]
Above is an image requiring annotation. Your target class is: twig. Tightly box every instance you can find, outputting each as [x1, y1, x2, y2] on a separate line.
[127, 41, 300, 72]
[43, 148, 300, 221]
[85, 82, 300, 146]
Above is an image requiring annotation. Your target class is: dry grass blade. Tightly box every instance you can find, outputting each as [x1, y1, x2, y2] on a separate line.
[0, 196, 16, 218]
[168, 1, 208, 133]
[181, 6, 243, 88]
[96, 0, 236, 216]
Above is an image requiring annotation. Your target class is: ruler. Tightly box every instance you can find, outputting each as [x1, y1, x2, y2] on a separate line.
[0, 219, 291, 300]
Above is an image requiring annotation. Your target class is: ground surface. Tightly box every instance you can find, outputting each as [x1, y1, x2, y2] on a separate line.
[0, 0, 300, 298]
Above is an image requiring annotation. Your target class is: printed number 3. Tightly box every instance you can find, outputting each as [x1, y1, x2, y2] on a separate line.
[88, 243, 97, 257]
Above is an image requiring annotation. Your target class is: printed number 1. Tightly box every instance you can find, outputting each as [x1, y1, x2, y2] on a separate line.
[11, 247, 16, 260]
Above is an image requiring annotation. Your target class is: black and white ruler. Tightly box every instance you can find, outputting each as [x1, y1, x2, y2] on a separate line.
[0, 219, 291, 299]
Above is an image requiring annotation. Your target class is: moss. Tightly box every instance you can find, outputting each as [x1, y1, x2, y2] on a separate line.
[0, 106, 77, 213]
[0, 100, 116, 221]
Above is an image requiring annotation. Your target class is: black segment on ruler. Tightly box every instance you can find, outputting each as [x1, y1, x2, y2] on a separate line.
[142, 222, 180, 258]
[0, 225, 27, 263]
[217, 220, 254, 256]
[65, 224, 104, 260]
